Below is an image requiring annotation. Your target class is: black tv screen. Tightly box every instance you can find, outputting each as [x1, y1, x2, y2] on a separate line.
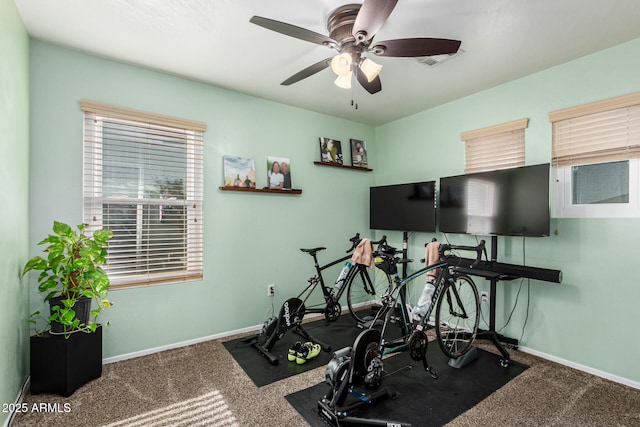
[439, 163, 550, 237]
[370, 181, 436, 232]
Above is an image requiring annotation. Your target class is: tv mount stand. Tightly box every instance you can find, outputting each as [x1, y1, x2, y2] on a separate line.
[453, 235, 562, 365]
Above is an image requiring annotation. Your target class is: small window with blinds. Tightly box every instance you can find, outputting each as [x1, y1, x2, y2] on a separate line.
[81, 100, 205, 287]
[461, 118, 527, 174]
[549, 92, 640, 218]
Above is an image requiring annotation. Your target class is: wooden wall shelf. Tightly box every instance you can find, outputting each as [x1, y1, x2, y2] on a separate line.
[219, 186, 302, 195]
[313, 161, 372, 172]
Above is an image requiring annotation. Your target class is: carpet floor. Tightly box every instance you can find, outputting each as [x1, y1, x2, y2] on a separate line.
[10, 326, 640, 427]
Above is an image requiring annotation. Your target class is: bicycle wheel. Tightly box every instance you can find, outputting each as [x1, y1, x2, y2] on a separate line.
[435, 274, 480, 359]
[346, 264, 392, 324]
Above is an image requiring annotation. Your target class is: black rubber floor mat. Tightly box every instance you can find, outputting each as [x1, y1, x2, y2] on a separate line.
[285, 345, 528, 427]
[223, 311, 401, 387]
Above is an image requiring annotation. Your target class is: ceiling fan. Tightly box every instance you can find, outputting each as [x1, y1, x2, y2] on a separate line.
[249, 0, 461, 95]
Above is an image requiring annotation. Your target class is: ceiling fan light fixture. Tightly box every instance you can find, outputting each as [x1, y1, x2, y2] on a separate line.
[330, 52, 352, 75]
[359, 58, 382, 82]
[334, 71, 352, 89]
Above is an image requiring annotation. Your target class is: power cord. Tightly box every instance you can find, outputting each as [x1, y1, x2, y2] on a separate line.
[519, 236, 531, 342]
[520, 278, 531, 342]
[497, 277, 525, 333]
[496, 236, 532, 341]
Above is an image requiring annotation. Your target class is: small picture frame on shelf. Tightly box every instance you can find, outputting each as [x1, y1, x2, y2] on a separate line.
[267, 156, 292, 190]
[319, 137, 343, 164]
[350, 139, 368, 168]
[223, 155, 256, 188]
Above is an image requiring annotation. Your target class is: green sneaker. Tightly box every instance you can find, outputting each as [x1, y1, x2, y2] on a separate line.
[296, 342, 321, 365]
[288, 341, 302, 362]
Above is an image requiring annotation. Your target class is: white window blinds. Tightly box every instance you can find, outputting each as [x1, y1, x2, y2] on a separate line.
[549, 92, 640, 166]
[81, 100, 205, 288]
[461, 118, 527, 174]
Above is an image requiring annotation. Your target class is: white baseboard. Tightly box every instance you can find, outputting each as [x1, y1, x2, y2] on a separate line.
[519, 346, 640, 390]
[102, 309, 330, 364]
[102, 323, 263, 364]
[3, 376, 29, 427]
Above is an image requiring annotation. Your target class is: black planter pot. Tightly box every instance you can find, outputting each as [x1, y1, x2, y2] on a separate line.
[30, 325, 102, 397]
[48, 296, 91, 334]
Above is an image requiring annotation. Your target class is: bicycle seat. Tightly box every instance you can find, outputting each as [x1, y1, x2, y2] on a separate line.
[300, 247, 326, 256]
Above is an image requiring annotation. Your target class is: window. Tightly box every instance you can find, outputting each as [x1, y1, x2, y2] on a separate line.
[81, 100, 205, 287]
[461, 118, 527, 174]
[549, 92, 640, 218]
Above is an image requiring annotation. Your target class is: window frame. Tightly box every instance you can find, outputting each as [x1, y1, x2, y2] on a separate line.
[81, 100, 205, 288]
[553, 160, 639, 218]
[549, 92, 640, 219]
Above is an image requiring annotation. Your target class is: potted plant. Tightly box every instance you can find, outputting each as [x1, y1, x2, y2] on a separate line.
[22, 221, 113, 396]
[23, 221, 113, 335]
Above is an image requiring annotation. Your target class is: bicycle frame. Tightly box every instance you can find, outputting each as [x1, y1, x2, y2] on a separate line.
[366, 240, 484, 361]
[297, 252, 377, 317]
[299, 253, 346, 314]
[373, 261, 447, 355]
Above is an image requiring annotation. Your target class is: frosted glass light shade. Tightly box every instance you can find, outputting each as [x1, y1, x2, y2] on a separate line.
[360, 58, 382, 82]
[334, 71, 352, 89]
[331, 53, 352, 75]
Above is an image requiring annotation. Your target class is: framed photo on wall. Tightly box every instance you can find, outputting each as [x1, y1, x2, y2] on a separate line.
[223, 155, 256, 188]
[319, 137, 343, 164]
[350, 139, 368, 167]
[267, 156, 292, 189]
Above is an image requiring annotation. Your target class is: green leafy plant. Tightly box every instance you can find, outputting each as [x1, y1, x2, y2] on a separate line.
[23, 221, 114, 335]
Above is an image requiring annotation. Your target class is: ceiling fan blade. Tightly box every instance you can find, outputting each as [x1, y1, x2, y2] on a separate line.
[352, 0, 399, 43]
[356, 66, 382, 94]
[371, 38, 461, 57]
[250, 16, 337, 48]
[281, 58, 332, 86]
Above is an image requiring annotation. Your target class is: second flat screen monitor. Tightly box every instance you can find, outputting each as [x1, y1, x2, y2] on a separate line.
[370, 181, 436, 232]
[439, 163, 550, 237]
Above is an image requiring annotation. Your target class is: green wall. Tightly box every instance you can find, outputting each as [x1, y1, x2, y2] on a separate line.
[375, 37, 640, 384]
[0, 0, 30, 424]
[28, 40, 376, 359]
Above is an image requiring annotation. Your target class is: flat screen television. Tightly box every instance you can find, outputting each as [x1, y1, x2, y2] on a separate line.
[439, 163, 550, 237]
[370, 181, 436, 232]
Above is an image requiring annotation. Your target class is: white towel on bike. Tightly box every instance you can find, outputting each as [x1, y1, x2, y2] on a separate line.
[351, 238, 375, 269]
[413, 241, 441, 322]
[424, 241, 441, 281]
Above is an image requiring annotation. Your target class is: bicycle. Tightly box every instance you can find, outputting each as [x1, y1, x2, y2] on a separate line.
[297, 233, 392, 324]
[251, 233, 392, 365]
[318, 240, 486, 426]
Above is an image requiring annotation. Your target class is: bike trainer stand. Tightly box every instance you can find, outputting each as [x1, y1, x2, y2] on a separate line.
[448, 345, 478, 369]
[318, 346, 412, 427]
[251, 297, 331, 365]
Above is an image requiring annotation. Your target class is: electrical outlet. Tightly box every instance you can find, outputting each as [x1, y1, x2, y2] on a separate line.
[481, 291, 489, 304]
[267, 284, 275, 297]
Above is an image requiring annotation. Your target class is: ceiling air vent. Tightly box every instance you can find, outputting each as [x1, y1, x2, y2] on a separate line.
[417, 49, 465, 68]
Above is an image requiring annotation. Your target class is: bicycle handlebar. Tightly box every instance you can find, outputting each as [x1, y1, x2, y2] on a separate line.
[346, 233, 387, 253]
[439, 240, 487, 268]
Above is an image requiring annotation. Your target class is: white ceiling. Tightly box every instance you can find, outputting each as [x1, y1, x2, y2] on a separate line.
[14, 0, 640, 126]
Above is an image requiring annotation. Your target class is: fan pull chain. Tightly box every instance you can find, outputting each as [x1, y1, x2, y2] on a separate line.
[351, 71, 358, 110]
